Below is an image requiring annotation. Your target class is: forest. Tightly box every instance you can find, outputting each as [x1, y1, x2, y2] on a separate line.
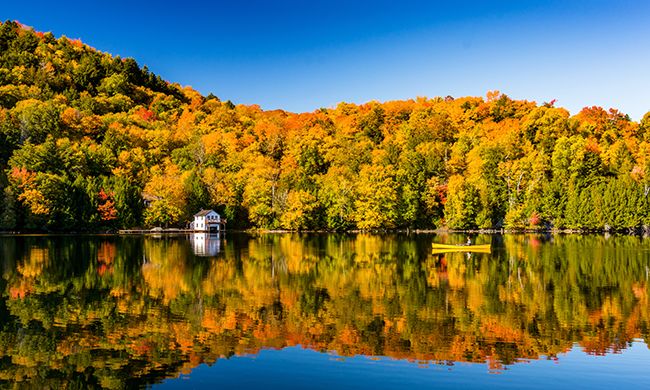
[1, 20, 650, 232]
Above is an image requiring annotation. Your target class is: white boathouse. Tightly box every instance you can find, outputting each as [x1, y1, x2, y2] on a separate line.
[189, 209, 226, 232]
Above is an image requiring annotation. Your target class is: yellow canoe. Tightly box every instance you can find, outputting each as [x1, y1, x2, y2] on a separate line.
[431, 243, 491, 253]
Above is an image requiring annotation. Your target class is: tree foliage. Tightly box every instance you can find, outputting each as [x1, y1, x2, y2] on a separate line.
[1, 20, 649, 231]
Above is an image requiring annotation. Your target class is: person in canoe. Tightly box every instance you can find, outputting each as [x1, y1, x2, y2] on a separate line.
[465, 236, 472, 246]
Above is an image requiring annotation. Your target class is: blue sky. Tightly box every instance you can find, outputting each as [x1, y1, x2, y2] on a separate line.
[3, 0, 649, 119]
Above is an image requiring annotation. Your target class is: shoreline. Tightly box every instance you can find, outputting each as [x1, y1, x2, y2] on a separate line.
[1, 227, 649, 236]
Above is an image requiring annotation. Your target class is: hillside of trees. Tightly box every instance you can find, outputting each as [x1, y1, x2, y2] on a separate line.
[1, 20, 650, 232]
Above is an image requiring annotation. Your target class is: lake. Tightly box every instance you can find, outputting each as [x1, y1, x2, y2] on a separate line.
[1, 233, 649, 389]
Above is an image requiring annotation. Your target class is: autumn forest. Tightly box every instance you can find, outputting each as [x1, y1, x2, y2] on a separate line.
[2, 20, 650, 232]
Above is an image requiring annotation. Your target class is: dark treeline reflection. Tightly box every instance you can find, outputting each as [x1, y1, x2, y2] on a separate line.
[1, 233, 649, 388]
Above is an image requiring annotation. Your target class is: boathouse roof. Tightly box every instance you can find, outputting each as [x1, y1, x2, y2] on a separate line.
[194, 209, 218, 217]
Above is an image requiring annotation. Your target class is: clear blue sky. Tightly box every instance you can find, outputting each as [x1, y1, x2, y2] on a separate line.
[3, 0, 649, 119]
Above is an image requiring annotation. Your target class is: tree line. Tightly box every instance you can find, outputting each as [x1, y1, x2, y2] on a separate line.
[1, 20, 650, 231]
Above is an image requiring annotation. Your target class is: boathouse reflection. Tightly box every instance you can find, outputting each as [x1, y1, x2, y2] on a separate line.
[189, 233, 222, 256]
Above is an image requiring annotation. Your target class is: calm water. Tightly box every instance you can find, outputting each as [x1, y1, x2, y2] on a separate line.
[1, 233, 650, 389]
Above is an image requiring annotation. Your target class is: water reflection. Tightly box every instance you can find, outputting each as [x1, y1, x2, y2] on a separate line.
[189, 233, 222, 257]
[0, 233, 649, 388]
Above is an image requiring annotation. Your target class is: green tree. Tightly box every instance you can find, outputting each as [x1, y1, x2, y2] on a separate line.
[444, 175, 481, 229]
[14, 99, 61, 144]
[0, 186, 17, 229]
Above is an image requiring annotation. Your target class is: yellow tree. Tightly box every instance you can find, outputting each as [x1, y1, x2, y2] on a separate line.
[241, 155, 282, 228]
[444, 174, 481, 229]
[280, 190, 318, 230]
[143, 159, 187, 227]
[354, 164, 398, 229]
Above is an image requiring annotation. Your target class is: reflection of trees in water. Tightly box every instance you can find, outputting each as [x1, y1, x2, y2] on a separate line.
[0, 233, 649, 387]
